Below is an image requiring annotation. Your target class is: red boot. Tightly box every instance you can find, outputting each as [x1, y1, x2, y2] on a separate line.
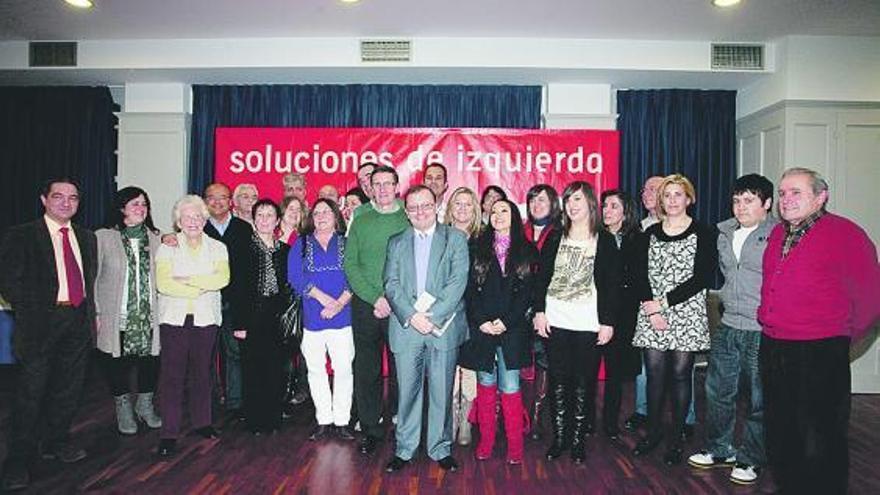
[475, 383, 497, 460]
[501, 391, 525, 464]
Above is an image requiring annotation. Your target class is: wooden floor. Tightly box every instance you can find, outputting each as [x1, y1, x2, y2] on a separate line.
[1, 360, 879, 494]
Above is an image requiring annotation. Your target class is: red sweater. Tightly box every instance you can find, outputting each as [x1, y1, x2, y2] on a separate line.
[759, 213, 880, 342]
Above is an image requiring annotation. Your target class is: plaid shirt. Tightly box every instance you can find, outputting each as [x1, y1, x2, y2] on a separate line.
[782, 209, 826, 258]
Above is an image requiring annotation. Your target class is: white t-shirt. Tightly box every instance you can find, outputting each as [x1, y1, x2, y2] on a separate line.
[545, 236, 599, 332]
[732, 224, 758, 262]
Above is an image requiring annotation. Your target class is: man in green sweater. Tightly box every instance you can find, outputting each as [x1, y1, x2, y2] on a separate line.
[343, 165, 410, 455]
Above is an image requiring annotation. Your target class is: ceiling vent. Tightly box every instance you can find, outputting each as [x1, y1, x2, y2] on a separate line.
[360, 40, 411, 63]
[29, 41, 78, 67]
[711, 43, 764, 71]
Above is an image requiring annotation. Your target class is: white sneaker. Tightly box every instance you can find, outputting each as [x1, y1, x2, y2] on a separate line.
[687, 450, 736, 469]
[730, 463, 759, 485]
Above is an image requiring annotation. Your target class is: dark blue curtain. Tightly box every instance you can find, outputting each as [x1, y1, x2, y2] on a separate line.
[189, 84, 542, 194]
[617, 89, 736, 230]
[0, 86, 117, 233]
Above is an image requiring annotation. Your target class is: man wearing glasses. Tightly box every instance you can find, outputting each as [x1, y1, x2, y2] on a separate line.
[343, 165, 410, 455]
[382, 185, 469, 473]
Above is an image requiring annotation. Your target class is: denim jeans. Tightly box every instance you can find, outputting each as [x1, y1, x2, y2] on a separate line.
[704, 325, 765, 466]
[477, 347, 520, 394]
[635, 359, 696, 424]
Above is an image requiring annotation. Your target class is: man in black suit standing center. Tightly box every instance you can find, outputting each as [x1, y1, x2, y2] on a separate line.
[0, 178, 97, 492]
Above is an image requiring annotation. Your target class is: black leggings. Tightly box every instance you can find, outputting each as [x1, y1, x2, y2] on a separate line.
[99, 352, 160, 396]
[643, 349, 694, 443]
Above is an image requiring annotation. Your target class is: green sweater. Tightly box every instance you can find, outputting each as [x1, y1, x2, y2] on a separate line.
[344, 204, 410, 305]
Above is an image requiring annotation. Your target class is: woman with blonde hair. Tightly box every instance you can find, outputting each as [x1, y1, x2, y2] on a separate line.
[631, 174, 717, 465]
[444, 186, 481, 446]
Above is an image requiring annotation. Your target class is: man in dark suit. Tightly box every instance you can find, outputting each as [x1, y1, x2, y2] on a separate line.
[0, 178, 97, 492]
[382, 185, 469, 473]
[202, 182, 255, 419]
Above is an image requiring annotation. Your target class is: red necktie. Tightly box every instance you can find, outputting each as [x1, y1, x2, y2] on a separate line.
[59, 227, 85, 307]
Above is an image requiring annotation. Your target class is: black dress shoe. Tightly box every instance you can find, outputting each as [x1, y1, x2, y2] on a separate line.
[385, 456, 409, 473]
[437, 455, 459, 472]
[309, 425, 330, 441]
[1, 463, 29, 492]
[664, 446, 684, 465]
[623, 413, 647, 432]
[194, 426, 220, 439]
[359, 435, 379, 455]
[41, 442, 87, 463]
[335, 425, 356, 441]
[632, 435, 662, 457]
[157, 439, 177, 457]
[603, 425, 621, 440]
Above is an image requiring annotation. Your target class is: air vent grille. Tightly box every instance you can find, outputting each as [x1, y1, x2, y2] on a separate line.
[711, 43, 764, 71]
[361, 40, 411, 63]
[29, 41, 78, 67]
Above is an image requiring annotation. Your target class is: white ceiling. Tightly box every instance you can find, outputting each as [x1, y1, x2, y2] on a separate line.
[2, 0, 879, 42]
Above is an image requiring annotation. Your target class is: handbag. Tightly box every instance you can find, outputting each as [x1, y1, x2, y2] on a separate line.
[279, 294, 303, 349]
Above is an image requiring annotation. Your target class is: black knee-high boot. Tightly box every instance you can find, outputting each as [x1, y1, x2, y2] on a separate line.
[569, 386, 588, 464]
[545, 380, 568, 460]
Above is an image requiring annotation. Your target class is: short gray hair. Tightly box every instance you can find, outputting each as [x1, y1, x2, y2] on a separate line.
[782, 167, 829, 196]
[233, 183, 259, 198]
[173, 194, 209, 226]
[283, 172, 305, 187]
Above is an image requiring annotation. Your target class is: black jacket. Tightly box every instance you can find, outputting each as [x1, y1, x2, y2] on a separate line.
[532, 228, 621, 328]
[228, 234, 291, 335]
[204, 215, 253, 303]
[459, 242, 536, 372]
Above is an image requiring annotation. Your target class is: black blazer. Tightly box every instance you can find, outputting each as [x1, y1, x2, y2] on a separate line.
[459, 243, 536, 372]
[0, 219, 97, 357]
[532, 228, 621, 328]
[204, 215, 253, 303]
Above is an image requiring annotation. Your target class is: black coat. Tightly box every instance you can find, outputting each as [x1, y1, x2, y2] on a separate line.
[459, 244, 536, 372]
[228, 234, 291, 336]
[609, 229, 643, 380]
[532, 228, 621, 327]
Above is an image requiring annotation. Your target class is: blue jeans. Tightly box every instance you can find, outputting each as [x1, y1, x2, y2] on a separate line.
[636, 358, 696, 424]
[705, 325, 765, 466]
[477, 347, 520, 394]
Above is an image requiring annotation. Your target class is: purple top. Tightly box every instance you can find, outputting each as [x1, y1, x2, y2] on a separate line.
[287, 233, 352, 331]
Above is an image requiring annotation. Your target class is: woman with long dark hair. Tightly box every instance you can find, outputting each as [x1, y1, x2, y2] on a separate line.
[524, 184, 562, 251]
[630, 174, 717, 465]
[459, 199, 536, 464]
[95, 186, 163, 435]
[598, 189, 643, 439]
[533, 181, 620, 464]
[230, 199, 292, 435]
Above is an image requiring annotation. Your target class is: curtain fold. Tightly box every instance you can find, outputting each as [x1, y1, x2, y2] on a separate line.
[189, 84, 542, 194]
[0, 86, 117, 232]
[617, 89, 736, 231]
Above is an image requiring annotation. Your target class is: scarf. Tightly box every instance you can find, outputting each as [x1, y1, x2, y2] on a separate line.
[120, 225, 152, 356]
[494, 233, 511, 275]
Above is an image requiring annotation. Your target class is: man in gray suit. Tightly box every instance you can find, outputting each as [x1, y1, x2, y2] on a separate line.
[383, 185, 469, 473]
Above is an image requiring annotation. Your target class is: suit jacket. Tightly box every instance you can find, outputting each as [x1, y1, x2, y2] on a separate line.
[94, 228, 161, 357]
[204, 215, 253, 303]
[0, 218, 97, 357]
[384, 224, 470, 352]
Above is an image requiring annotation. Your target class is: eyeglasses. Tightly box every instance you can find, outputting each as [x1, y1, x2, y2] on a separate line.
[406, 203, 435, 213]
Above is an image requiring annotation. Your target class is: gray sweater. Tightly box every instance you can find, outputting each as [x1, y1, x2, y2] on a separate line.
[95, 229, 161, 357]
[716, 216, 778, 331]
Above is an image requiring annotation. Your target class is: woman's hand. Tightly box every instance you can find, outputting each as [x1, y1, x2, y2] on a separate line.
[479, 321, 496, 335]
[320, 301, 342, 320]
[649, 313, 669, 331]
[491, 319, 507, 335]
[233, 329, 247, 339]
[641, 299, 662, 315]
[533, 312, 550, 338]
[597, 325, 614, 345]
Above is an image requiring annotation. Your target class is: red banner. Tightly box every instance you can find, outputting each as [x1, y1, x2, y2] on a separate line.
[215, 127, 619, 204]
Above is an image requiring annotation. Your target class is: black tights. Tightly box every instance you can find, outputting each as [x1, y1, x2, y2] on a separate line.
[643, 349, 694, 444]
